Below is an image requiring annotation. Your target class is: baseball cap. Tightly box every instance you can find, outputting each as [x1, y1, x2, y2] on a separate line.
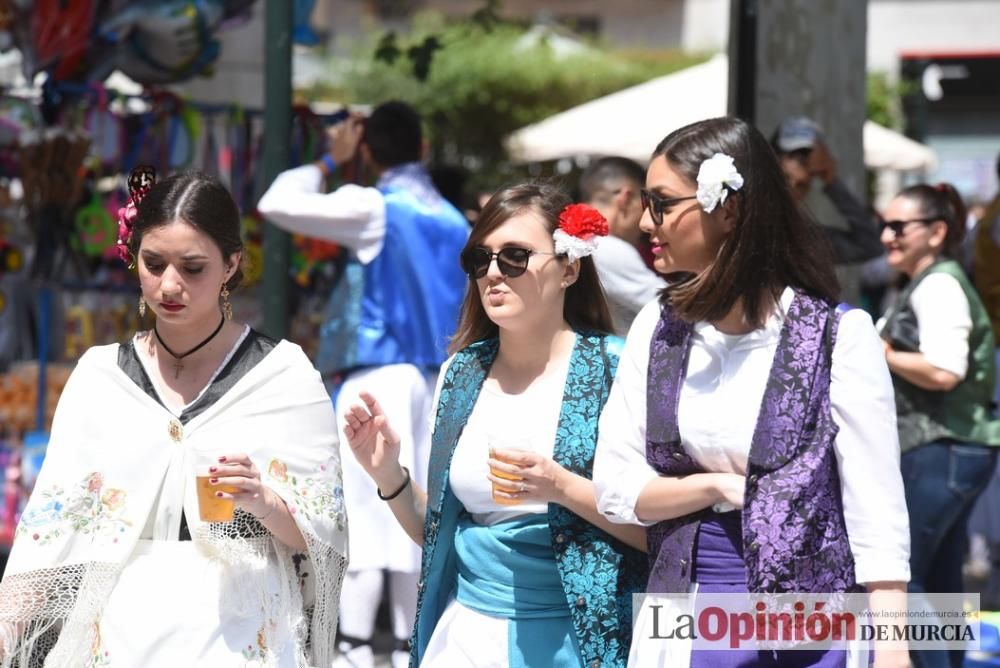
[775, 116, 824, 153]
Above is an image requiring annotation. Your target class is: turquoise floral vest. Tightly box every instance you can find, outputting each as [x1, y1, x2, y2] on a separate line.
[411, 333, 648, 668]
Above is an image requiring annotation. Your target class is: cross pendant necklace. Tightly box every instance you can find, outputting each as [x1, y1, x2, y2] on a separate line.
[154, 315, 226, 379]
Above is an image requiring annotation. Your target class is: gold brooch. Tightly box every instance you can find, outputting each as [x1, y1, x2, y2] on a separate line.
[168, 419, 183, 443]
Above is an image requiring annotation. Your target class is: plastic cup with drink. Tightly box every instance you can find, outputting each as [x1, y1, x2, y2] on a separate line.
[193, 451, 241, 522]
[487, 433, 532, 506]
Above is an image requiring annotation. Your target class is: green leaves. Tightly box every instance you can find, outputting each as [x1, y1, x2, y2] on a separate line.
[337, 12, 708, 188]
[407, 36, 442, 81]
[374, 32, 401, 65]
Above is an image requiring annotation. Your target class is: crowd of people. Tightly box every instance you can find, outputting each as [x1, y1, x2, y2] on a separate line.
[0, 100, 998, 668]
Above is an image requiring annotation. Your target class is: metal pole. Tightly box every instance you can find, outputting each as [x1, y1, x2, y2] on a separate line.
[260, 0, 293, 339]
[728, 0, 758, 123]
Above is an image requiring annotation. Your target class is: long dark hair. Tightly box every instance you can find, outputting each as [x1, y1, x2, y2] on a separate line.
[895, 182, 967, 259]
[129, 170, 244, 290]
[653, 117, 839, 327]
[449, 182, 614, 353]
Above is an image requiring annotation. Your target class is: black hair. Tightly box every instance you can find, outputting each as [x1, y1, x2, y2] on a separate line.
[128, 170, 244, 289]
[363, 101, 423, 168]
[896, 182, 967, 259]
[652, 116, 839, 327]
[579, 156, 646, 202]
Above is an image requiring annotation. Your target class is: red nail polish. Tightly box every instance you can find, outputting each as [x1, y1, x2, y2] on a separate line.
[208, 466, 217, 473]
[215, 491, 223, 498]
[218, 456, 227, 463]
[209, 478, 218, 484]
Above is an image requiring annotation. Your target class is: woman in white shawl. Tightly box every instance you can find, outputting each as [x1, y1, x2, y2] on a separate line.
[0, 168, 347, 668]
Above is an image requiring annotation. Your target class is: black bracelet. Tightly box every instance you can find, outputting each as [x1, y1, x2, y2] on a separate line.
[377, 466, 411, 501]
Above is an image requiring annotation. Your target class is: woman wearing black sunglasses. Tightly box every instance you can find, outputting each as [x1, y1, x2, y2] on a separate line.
[341, 182, 647, 667]
[593, 117, 911, 668]
[878, 183, 1000, 668]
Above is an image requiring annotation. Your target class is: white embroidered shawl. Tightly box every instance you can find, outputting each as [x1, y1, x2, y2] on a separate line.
[0, 340, 348, 667]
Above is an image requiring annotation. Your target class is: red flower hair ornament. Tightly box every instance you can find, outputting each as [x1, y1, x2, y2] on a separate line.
[553, 203, 609, 262]
[115, 165, 156, 268]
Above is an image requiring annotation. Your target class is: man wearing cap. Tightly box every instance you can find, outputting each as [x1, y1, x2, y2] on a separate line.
[772, 116, 883, 266]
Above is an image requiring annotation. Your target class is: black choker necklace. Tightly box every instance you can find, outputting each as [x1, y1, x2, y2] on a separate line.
[154, 316, 226, 379]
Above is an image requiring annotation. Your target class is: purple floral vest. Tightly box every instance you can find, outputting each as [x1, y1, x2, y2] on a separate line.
[645, 292, 861, 594]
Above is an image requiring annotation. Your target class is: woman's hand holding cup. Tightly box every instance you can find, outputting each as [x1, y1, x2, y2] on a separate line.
[487, 448, 572, 506]
[197, 452, 274, 522]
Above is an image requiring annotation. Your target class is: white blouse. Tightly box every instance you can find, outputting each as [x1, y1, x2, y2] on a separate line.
[436, 346, 573, 526]
[593, 288, 911, 585]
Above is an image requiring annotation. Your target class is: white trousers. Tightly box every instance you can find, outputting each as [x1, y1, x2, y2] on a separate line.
[334, 363, 435, 573]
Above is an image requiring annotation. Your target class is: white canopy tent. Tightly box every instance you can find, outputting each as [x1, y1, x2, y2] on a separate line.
[506, 54, 936, 172]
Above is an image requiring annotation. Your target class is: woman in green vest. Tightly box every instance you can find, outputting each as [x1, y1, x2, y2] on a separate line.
[341, 182, 648, 667]
[879, 182, 1000, 668]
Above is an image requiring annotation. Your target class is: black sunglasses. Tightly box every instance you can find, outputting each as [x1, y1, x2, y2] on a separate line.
[640, 189, 699, 226]
[880, 218, 939, 238]
[460, 246, 556, 279]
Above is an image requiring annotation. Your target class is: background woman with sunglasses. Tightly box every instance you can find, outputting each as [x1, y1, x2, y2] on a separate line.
[878, 183, 1000, 668]
[593, 117, 911, 667]
[341, 182, 647, 667]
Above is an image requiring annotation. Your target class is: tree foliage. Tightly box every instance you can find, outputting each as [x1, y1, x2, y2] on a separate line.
[333, 13, 707, 190]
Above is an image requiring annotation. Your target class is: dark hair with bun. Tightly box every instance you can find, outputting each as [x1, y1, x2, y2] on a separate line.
[128, 170, 244, 289]
[895, 182, 967, 259]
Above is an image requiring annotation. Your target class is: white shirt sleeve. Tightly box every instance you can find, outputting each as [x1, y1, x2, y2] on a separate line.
[256, 164, 387, 264]
[909, 273, 972, 379]
[593, 300, 661, 526]
[830, 309, 911, 584]
[593, 237, 665, 333]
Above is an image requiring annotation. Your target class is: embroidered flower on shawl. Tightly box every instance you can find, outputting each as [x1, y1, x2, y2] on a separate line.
[696, 152, 744, 213]
[16, 472, 131, 545]
[553, 203, 609, 262]
[268, 459, 288, 483]
[87, 472, 104, 493]
[265, 458, 346, 531]
[240, 623, 274, 666]
[101, 489, 126, 511]
[88, 621, 111, 667]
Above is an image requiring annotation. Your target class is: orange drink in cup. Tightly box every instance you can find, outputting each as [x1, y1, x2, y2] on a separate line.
[194, 453, 240, 522]
[488, 445, 526, 506]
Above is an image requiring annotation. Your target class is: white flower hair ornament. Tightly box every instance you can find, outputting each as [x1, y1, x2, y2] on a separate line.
[696, 152, 744, 214]
[552, 203, 609, 262]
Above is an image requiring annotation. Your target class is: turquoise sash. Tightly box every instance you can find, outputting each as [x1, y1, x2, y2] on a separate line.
[454, 514, 581, 667]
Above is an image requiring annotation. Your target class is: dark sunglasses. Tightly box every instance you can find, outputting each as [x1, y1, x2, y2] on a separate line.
[880, 217, 939, 238]
[640, 189, 699, 226]
[460, 246, 556, 279]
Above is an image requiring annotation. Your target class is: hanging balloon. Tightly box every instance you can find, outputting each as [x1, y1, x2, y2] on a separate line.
[72, 193, 117, 259]
[104, 0, 229, 85]
[30, 0, 97, 81]
[82, 84, 124, 170]
[293, 0, 320, 46]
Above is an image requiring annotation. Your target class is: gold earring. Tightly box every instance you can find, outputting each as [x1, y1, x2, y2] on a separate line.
[138, 296, 146, 317]
[220, 285, 233, 320]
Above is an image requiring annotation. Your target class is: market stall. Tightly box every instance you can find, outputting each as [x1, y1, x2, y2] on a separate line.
[0, 0, 344, 564]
